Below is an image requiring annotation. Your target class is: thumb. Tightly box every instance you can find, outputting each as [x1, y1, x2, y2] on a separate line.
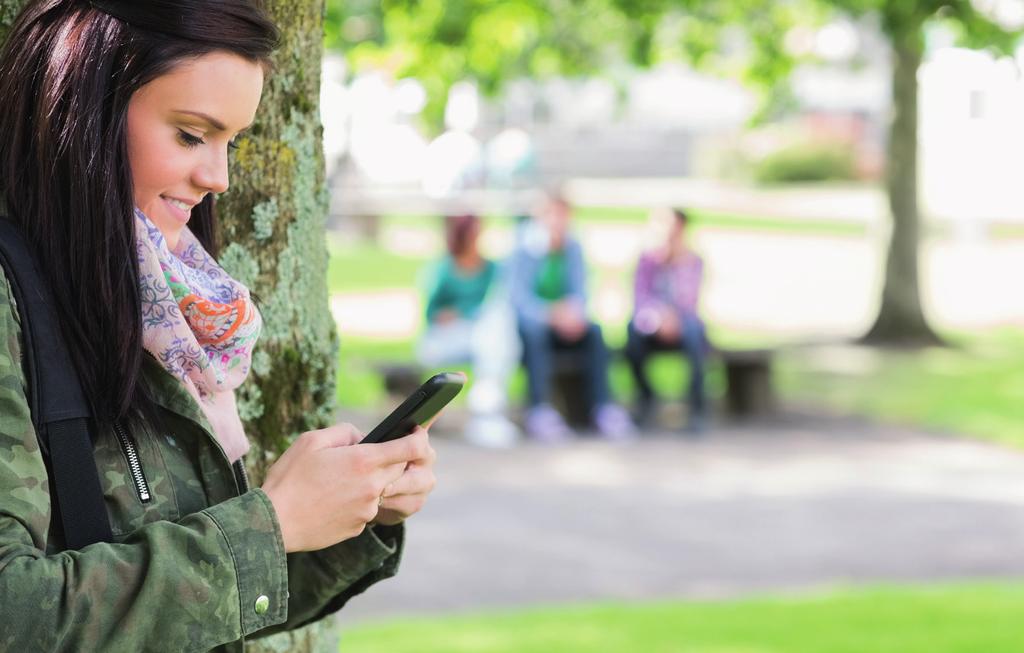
[308, 423, 363, 449]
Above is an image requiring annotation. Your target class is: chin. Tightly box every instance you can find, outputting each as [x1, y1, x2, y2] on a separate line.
[153, 221, 183, 249]
[164, 230, 183, 250]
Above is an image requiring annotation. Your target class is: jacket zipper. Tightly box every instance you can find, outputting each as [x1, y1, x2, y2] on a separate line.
[113, 422, 152, 503]
[232, 459, 250, 494]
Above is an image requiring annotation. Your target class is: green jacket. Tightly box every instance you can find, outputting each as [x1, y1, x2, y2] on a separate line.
[0, 269, 403, 652]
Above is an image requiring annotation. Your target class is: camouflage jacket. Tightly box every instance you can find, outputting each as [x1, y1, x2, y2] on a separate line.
[0, 269, 403, 652]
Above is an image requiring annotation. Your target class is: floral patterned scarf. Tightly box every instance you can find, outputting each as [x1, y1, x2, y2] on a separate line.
[135, 209, 262, 463]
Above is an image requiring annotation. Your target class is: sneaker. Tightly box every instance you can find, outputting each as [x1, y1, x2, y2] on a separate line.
[593, 403, 637, 441]
[525, 404, 572, 443]
[633, 395, 658, 429]
[684, 411, 709, 436]
[465, 414, 520, 448]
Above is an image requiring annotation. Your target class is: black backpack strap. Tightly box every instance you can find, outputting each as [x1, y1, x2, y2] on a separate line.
[0, 219, 113, 549]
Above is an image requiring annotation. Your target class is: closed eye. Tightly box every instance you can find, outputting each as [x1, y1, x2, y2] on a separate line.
[177, 129, 205, 149]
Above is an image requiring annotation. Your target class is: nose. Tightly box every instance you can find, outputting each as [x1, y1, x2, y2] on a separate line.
[193, 146, 230, 194]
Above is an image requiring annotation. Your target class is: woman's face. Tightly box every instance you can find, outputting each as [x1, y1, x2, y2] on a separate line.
[126, 52, 264, 248]
[650, 208, 684, 246]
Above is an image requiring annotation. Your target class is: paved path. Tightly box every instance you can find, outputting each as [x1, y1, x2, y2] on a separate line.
[336, 415, 1024, 624]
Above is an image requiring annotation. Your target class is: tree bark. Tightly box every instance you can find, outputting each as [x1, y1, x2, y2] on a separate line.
[217, 0, 338, 486]
[0, 0, 22, 44]
[863, 23, 942, 346]
[220, 1, 340, 650]
[2, 1, 341, 650]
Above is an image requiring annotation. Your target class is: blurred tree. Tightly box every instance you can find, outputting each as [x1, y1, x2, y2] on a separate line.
[330, 0, 1022, 346]
[325, 0, 627, 130]
[1, 0, 339, 650]
[817, 0, 1018, 345]
[623, 0, 1022, 345]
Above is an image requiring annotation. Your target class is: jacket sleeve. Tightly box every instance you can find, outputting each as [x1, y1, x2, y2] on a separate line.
[507, 247, 549, 327]
[252, 523, 404, 638]
[0, 276, 291, 652]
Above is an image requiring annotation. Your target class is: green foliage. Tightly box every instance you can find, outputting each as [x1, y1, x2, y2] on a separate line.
[326, 0, 1023, 132]
[753, 140, 858, 184]
[339, 583, 1024, 653]
[327, 0, 626, 131]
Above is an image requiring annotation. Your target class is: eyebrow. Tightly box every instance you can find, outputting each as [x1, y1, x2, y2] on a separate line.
[174, 110, 254, 135]
[173, 110, 228, 131]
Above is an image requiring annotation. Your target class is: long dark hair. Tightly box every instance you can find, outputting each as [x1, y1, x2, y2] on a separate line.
[0, 0, 278, 424]
[444, 214, 480, 258]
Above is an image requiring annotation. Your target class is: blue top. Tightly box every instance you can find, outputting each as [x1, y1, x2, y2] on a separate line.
[506, 231, 588, 327]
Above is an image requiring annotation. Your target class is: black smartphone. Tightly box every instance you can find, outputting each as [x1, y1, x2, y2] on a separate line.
[360, 372, 467, 444]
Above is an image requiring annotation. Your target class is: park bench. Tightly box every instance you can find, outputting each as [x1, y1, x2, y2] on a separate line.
[374, 344, 777, 429]
[544, 345, 777, 427]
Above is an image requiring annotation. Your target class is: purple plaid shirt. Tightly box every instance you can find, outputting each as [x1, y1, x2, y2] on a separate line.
[632, 249, 703, 332]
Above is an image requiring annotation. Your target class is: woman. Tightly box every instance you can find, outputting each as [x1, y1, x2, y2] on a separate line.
[626, 207, 709, 432]
[0, 1, 436, 650]
[417, 214, 520, 447]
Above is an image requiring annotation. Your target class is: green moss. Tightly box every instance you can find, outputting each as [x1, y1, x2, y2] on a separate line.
[209, 1, 339, 509]
[244, 107, 337, 434]
[236, 381, 264, 421]
[218, 243, 260, 289]
[251, 199, 279, 241]
[251, 350, 271, 377]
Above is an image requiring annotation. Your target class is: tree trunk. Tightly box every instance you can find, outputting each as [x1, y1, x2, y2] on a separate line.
[215, 1, 340, 650]
[0, 0, 23, 44]
[218, 0, 338, 485]
[2, 1, 341, 650]
[862, 24, 942, 346]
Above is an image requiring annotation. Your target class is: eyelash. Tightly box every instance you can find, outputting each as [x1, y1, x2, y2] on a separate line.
[177, 130, 240, 151]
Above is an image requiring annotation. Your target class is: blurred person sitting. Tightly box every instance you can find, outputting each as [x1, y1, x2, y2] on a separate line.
[418, 214, 521, 447]
[626, 208, 709, 433]
[508, 194, 635, 442]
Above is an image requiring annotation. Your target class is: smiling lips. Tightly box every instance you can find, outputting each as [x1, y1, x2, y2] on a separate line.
[162, 195, 197, 223]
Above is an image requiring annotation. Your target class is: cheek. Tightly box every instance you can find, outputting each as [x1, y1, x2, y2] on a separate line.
[126, 124, 187, 204]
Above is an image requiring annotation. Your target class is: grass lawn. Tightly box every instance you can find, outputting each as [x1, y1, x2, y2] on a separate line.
[339, 583, 1024, 653]
[777, 329, 1024, 449]
[327, 237, 429, 294]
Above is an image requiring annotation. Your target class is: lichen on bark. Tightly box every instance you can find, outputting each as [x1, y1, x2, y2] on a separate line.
[215, 0, 339, 486]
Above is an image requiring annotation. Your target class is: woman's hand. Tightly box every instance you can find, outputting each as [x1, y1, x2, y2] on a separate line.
[373, 426, 437, 526]
[261, 424, 432, 553]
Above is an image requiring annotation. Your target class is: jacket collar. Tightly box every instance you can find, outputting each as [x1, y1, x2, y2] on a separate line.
[140, 353, 230, 462]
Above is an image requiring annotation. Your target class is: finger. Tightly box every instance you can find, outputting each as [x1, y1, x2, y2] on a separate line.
[382, 464, 435, 498]
[411, 436, 436, 466]
[305, 423, 363, 449]
[381, 461, 408, 485]
[388, 428, 436, 464]
[379, 493, 427, 518]
[363, 428, 430, 466]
